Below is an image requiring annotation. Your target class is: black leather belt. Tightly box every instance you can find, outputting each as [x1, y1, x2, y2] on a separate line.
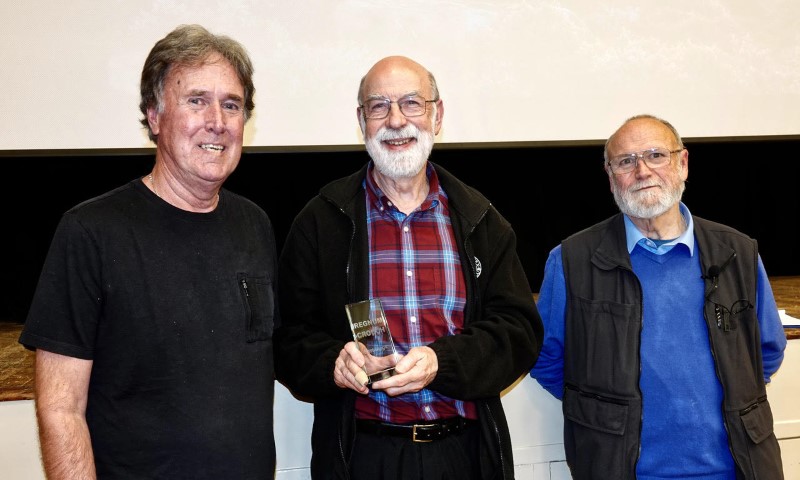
[355, 416, 474, 443]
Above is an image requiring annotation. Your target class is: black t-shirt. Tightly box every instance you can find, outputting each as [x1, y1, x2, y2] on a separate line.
[21, 179, 278, 479]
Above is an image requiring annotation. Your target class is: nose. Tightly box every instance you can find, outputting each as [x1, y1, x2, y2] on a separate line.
[205, 103, 226, 133]
[632, 155, 654, 175]
[385, 102, 407, 129]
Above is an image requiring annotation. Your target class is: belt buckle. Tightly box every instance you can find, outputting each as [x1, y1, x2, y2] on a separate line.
[412, 424, 434, 443]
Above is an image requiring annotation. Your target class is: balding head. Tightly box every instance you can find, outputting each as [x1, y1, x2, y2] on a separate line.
[357, 56, 439, 105]
[604, 114, 683, 164]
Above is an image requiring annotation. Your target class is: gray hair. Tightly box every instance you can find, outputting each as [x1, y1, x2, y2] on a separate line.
[139, 24, 255, 143]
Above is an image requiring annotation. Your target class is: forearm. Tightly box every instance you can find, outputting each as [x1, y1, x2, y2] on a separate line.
[37, 409, 96, 480]
[756, 256, 788, 380]
[430, 247, 542, 398]
[34, 350, 95, 480]
[529, 247, 567, 399]
[275, 326, 344, 396]
[430, 301, 539, 399]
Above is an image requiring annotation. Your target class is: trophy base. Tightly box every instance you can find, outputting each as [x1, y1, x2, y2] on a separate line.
[368, 368, 396, 384]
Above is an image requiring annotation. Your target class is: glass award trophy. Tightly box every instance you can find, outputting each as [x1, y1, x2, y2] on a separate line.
[345, 298, 400, 384]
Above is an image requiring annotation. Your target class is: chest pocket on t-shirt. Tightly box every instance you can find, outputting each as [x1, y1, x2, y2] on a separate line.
[237, 272, 275, 342]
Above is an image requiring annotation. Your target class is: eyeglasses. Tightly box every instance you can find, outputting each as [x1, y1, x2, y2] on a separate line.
[709, 299, 753, 332]
[606, 148, 683, 175]
[359, 95, 438, 120]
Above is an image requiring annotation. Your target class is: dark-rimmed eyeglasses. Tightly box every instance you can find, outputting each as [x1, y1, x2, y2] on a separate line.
[359, 95, 438, 120]
[606, 148, 683, 175]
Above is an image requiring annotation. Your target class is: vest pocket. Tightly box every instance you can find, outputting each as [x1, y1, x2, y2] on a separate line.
[572, 297, 639, 393]
[563, 386, 630, 477]
[563, 386, 628, 435]
[729, 397, 783, 477]
[237, 272, 275, 342]
[739, 397, 774, 444]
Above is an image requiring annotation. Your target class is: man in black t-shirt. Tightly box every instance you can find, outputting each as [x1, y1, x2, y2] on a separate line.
[19, 24, 279, 479]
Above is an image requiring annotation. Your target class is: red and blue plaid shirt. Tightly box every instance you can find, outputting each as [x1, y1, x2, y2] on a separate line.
[354, 162, 477, 423]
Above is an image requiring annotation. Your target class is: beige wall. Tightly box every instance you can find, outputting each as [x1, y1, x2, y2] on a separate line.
[2, 2, 800, 151]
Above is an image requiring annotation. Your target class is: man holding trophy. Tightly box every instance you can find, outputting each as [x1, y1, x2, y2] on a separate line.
[274, 55, 543, 480]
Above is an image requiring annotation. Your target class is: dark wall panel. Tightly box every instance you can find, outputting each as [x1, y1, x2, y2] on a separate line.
[2, 139, 797, 322]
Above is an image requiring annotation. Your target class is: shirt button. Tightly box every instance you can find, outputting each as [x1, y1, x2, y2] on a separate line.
[387, 201, 393, 207]
[424, 406, 431, 413]
[410, 316, 417, 323]
[403, 226, 409, 232]
[406, 270, 412, 277]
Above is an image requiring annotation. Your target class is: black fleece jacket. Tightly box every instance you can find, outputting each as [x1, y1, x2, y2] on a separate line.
[274, 161, 543, 479]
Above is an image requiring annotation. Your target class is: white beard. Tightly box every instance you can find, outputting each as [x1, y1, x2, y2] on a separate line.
[365, 123, 435, 179]
[611, 170, 685, 219]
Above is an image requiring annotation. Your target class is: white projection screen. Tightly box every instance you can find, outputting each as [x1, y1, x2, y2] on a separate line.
[2, 0, 799, 151]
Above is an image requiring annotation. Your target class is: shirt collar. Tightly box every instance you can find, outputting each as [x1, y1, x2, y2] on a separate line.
[364, 161, 444, 214]
[624, 202, 695, 256]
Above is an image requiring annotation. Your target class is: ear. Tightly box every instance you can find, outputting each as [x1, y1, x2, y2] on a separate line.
[147, 107, 161, 136]
[433, 99, 443, 135]
[356, 107, 365, 135]
[678, 149, 689, 180]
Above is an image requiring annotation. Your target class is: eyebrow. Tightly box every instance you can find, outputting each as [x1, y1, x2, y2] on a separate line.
[187, 89, 244, 102]
[612, 147, 669, 158]
[365, 91, 422, 101]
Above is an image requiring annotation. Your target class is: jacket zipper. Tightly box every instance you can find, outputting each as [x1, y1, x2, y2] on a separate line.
[325, 196, 356, 479]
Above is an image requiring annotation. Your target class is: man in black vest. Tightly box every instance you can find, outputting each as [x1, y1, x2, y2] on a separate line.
[530, 114, 786, 479]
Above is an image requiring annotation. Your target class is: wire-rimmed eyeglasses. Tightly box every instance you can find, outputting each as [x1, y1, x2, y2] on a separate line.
[606, 148, 683, 175]
[359, 95, 438, 120]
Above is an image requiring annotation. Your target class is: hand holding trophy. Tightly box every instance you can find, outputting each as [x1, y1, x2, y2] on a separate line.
[345, 298, 400, 385]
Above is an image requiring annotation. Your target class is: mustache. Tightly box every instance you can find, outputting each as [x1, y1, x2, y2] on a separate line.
[375, 124, 419, 141]
[631, 180, 663, 192]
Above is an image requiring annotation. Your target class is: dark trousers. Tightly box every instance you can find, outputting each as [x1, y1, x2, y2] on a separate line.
[350, 423, 481, 480]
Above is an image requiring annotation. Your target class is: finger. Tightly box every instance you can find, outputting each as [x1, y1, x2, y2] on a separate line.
[344, 341, 363, 357]
[354, 370, 369, 387]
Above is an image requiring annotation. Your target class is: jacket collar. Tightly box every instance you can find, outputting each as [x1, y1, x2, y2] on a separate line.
[319, 160, 491, 228]
[590, 211, 739, 283]
[590, 214, 633, 272]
